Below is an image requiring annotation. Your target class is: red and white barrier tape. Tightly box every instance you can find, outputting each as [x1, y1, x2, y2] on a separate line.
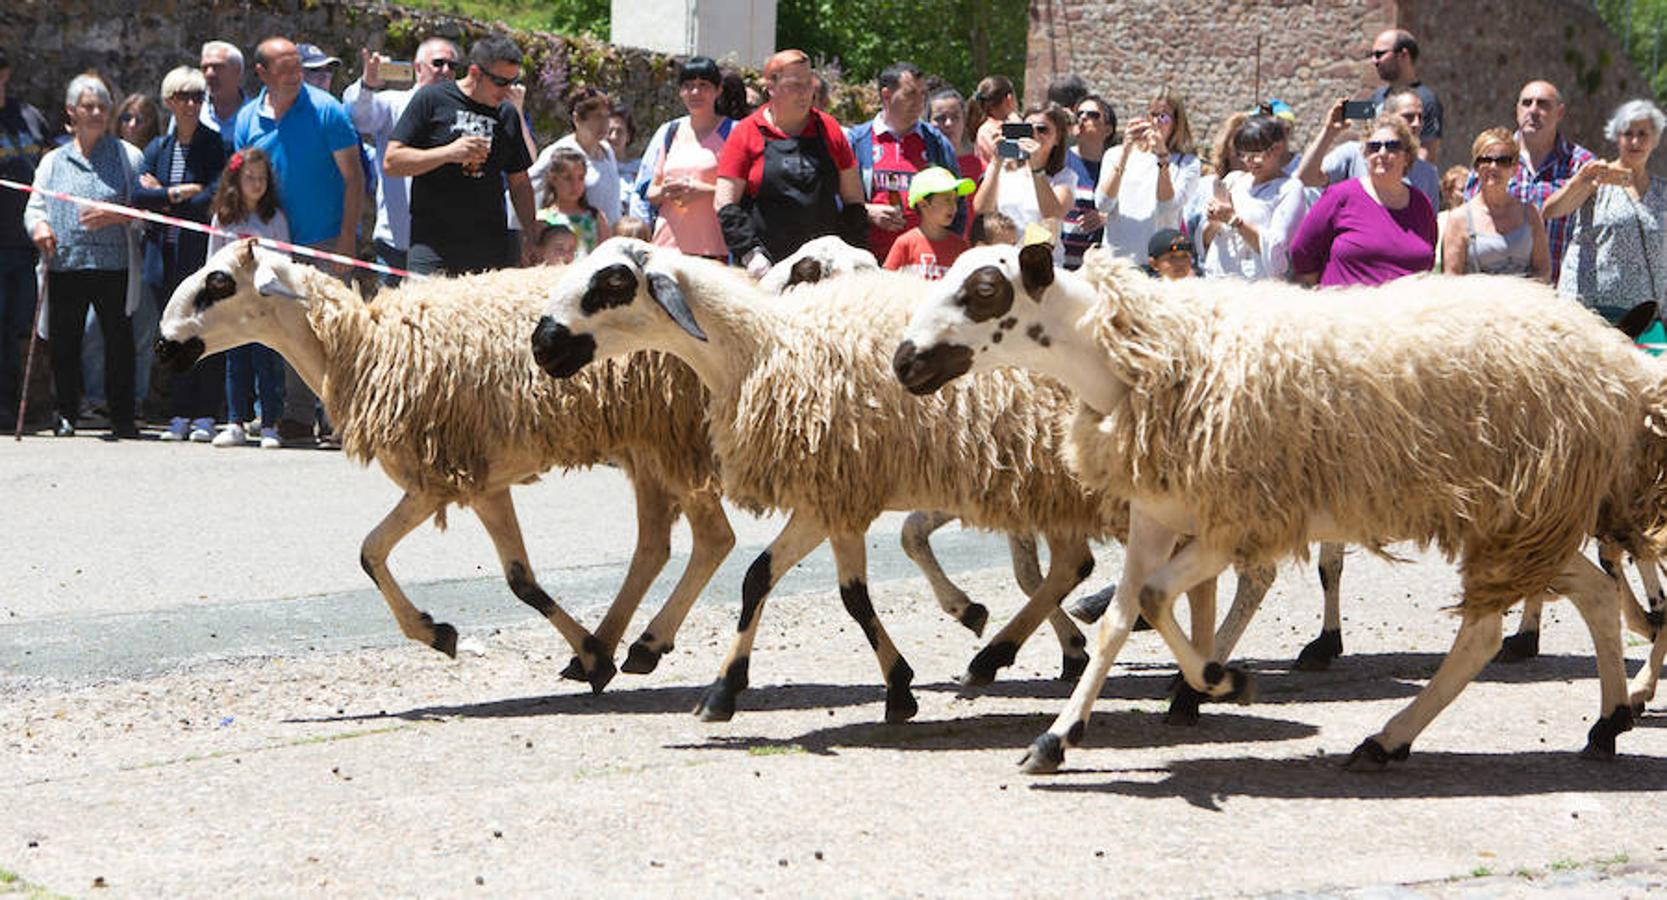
[0, 177, 419, 280]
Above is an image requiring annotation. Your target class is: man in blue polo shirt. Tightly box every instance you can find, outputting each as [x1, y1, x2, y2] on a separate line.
[234, 35, 363, 447]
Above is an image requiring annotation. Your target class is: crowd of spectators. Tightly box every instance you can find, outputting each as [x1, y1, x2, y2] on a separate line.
[4, 27, 1667, 443]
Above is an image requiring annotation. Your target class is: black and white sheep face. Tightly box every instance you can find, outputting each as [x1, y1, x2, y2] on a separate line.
[534, 238, 706, 379]
[893, 243, 1062, 394]
[155, 239, 301, 372]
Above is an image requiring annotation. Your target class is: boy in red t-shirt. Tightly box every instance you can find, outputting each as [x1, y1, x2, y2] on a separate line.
[883, 166, 973, 280]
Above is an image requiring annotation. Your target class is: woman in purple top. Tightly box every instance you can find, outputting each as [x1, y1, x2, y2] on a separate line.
[1290, 113, 1437, 286]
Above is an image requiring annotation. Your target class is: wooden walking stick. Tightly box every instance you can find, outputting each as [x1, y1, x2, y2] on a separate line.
[14, 265, 46, 441]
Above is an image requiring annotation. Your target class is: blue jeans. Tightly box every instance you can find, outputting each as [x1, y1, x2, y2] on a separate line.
[224, 343, 284, 425]
[0, 245, 37, 421]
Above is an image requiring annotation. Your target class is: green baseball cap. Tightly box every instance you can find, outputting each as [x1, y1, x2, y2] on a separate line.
[907, 166, 976, 209]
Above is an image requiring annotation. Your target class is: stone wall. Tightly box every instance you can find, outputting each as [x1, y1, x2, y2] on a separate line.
[1027, 0, 1656, 172]
[0, 0, 876, 156]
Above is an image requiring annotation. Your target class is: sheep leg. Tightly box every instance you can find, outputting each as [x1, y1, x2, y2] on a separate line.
[472, 488, 614, 693]
[899, 511, 989, 636]
[1211, 564, 1277, 661]
[1164, 576, 1219, 726]
[623, 487, 736, 674]
[1134, 541, 1242, 703]
[1556, 553, 1634, 757]
[1632, 552, 1666, 635]
[961, 537, 1094, 686]
[1496, 597, 1543, 663]
[1619, 550, 1666, 713]
[1295, 542, 1346, 671]
[360, 492, 457, 657]
[829, 531, 919, 723]
[1604, 545, 1659, 640]
[1021, 510, 1178, 775]
[1003, 533, 1093, 681]
[560, 466, 676, 681]
[1344, 610, 1503, 771]
[694, 511, 826, 722]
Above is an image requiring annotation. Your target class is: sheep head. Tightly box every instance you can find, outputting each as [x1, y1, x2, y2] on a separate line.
[893, 243, 1069, 394]
[757, 235, 879, 293]
[534, 237, 706, 379]
[155, 239, 304, 372]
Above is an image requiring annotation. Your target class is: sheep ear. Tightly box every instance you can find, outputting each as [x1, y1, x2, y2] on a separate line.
[646, 270, 707, 341]
[253, 259, 301, 299]
[234, 237, 260, 269]
[1018, 243, 1055, 301]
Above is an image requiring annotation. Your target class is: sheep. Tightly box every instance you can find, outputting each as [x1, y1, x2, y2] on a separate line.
[894, 243, 1666, 772]
[533, 239, 1142, 723]
[155, 240, 738, 692]
[757, 234, 879, 293]
[764, 250, 1098, 674]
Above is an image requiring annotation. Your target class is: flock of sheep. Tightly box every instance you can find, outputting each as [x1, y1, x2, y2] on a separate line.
[154, 234, 1667, 774]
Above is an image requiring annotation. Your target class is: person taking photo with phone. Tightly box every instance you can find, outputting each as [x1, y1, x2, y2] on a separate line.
[1298, 88, 1440, 207]
[971, 104, 1076, 264]
[1096, 86, 1200, 262]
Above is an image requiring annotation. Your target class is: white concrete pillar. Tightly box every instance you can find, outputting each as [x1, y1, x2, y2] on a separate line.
[611, 0, 777, 66]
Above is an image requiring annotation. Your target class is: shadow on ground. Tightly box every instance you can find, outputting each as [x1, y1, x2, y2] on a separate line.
[663, 709, 1320, 756]
[1028, 750, 1667, 810]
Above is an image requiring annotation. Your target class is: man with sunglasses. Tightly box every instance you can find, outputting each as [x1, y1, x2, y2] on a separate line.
[1366, 28, 1442, 162]
[385, 34, 536, 276]
[343, 36, 461, 285]
[0, 44, 51, 430]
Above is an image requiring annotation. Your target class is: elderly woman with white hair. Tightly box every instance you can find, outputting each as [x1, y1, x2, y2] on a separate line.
[22, 73, 143, 439]
[135, 65, 226, 441]
[1545, 98, 1667, 321]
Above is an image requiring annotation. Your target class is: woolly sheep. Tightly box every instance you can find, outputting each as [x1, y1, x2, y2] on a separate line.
[155, 240, 736, 692]
[894, 243, 1666, 772]
[534, 239, 1142, 723]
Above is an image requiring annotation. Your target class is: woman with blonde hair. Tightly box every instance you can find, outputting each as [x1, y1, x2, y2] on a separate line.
[1097, 85, 1201, 261]
[1442, 128, 1548, 279]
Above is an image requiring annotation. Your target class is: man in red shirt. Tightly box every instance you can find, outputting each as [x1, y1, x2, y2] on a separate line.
[844, 62, 961, 261]
[715, 49, 868, 277]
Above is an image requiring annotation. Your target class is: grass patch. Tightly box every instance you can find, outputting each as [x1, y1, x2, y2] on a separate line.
[1469, 867, 1493, 878]
[0, 867, 67, 898]
[126, 725, 411, 772]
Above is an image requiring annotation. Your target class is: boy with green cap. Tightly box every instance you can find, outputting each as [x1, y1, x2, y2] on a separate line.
[883, 166, 973, 279]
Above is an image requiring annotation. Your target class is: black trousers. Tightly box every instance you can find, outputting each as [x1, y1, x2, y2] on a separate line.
[48, 269, 132, 428]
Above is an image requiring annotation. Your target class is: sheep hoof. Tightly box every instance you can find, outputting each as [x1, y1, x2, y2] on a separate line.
[1581, 706, 1634, 760]
[694, 680, 737, 722]
[622, 640, 664, 674]
[1059, 653, 1088, 681]
[429, 622, 459, 659]
[558, 656, 587, 681]
[1647, 609, 1664, 635]
[1019, 733, 1066, 775]
[958, 641, 1017, 687]
[1293, 629, 1343, 671]
[1493, 630, 1540, 663]
[959, 603, 989, 637]
[1064, 588, 1113, 624]
[1343, 738, 1409, 771]
[1165, 684, 1203, 726]
[1203, 662, 1257, 704]
[885, 688, 919, 723]
[585, 657, 617, 694]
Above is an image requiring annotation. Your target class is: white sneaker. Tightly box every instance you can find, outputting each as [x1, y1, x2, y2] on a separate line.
[211, 423, 248, 447]
[258, 426, 281, 449]
[160, 416, 190, 441]
[188, 417, 216, 442]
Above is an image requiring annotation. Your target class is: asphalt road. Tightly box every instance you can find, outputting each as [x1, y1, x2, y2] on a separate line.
[3, 435, 1666, 897]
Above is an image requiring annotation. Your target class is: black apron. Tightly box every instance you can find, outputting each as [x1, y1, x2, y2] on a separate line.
[748, 114, 841, 262]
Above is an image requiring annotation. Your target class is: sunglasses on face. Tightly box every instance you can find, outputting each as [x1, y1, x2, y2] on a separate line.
[1365, 139, 1404, 154]
[1370, 48, 1397, 59]
[1474, 154, 1515, 167]
[1149, 112, 1173, 123]
[117, 112, 140, 123]
[1076, 109, 1103, 122]
[171, 91, 205, 103]
[429, 58, 456, 70]
[482, 70, 522, 88]
[1030, 123, 1053, 134]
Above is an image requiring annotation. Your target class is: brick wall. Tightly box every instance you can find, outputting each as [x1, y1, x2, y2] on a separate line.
[1029, 0, 1657, 172]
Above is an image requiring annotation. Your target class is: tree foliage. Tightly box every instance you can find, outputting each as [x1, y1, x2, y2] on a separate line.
[1596, 0, 1667, 99]
[777, 0, 1029, 96]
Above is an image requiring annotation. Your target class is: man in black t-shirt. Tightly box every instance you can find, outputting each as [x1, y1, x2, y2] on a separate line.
[0, 46, 51, 428]
[385, 35, 537, 275]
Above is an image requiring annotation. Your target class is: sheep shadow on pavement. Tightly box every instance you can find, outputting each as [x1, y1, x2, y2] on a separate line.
[665, 709, 1320, 757]
[1028, 750, 1667, 809]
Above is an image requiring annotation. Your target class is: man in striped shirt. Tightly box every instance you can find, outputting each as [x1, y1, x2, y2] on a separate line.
[1464, 80, 1592, 282]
